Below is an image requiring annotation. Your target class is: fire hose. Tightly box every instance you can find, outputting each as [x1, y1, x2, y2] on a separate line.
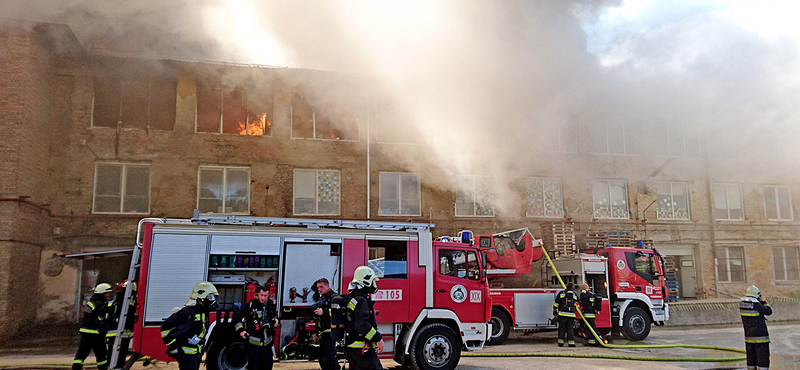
[464, 244, 747, 363]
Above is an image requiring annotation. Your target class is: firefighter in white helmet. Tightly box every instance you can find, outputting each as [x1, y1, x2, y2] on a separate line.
[105, 280, 138, 369]
[740, 285, 772, 370]
[72, 283, 114, 370]
[344, 266, 384, 370]
[161, 281, 218, 370]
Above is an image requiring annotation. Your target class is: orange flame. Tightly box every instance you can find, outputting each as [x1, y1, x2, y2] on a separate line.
[238, 113, 272, 135]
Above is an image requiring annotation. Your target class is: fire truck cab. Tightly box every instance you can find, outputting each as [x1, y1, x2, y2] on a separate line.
[477, 230, 669, 345]
[118, 214, 491, 370]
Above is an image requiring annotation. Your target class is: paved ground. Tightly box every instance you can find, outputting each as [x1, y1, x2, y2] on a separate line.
[1, 322, 799, 369]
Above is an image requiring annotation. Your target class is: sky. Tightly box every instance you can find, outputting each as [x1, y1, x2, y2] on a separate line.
[3, 0, 800, 208]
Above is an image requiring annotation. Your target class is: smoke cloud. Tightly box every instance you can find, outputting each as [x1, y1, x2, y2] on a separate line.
[4, 0, 800, 214]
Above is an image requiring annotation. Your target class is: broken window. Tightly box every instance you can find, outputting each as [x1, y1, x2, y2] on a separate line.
[656, 181, 690, 220]
[197, 166, 250, 214]
[591, 120, 640, 155]
[713, 183, 744, 220]
[291, 93, 361, 141]
[764, 185, 792, 221]
[93, 163, 150, 214]
[455, 176, 494, 217]
[379, 172, 421, 216]
[592, 179, 629, 219]
[716, 246, 745, 282]
[375, 103, 419, 144]
[651, 121, 701, 158]
[293, 169, 341, 215]
[196, 85, 272, 136]
[526, 177, 564, 218]
[92, 78, 177, 130]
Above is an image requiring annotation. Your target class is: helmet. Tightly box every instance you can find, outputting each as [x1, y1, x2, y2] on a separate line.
[117, 280, 138, 293]
[745, 285, 760, 298]
[189, 281, 219, 301]
[94, 283, 113, 294]
[351, 266, 378, 289]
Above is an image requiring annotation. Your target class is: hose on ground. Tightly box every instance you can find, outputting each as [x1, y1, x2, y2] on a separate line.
[465, 244, 746, 363]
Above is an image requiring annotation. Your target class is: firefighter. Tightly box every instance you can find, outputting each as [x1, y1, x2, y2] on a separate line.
[105, 280, 138, 369]
[73, 283, 114, 370]
[740, 285, 772, 370]
[578, 283, 603, 345]
[313, 278, 341, 370]
[344, 266, 384, 370]
[235, 285, 279, 370]
[161, 281, 218, 370]
[553, 282, 577, 347]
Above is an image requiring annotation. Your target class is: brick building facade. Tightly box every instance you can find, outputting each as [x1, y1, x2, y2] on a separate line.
[1, 21, 799, 341]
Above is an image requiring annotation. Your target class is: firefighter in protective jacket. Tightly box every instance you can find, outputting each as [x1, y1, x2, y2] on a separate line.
[553, 282, 577, 347]
[313, 278, 341, 370]
[73, 283, 114, 370]
[235, 285, 279, 370]
[578, 283, 603, 345]
[161, 281, 218, 370]
[105, 280, 138, 369]
[740, 285, 772, 370]
[345, 266, 384, 370]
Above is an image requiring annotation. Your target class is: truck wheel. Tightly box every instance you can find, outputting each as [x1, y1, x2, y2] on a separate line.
[410, 323, 461, 370]
[622, 307, 651, 341]
[206, 340, 248, 370]
[487, 308, 511, 345]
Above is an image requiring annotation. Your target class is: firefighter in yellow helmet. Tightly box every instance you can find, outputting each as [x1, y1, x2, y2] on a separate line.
[553, 282, 577, 347]
[72, 283, 114, 370]
[161, 282, 218, 370]
[106, 280, 138, 369]
[344, 266, 384, 370]
[740, 285, 772, 370]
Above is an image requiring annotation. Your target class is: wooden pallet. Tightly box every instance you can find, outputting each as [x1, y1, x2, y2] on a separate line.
[541, 222, 577, 256]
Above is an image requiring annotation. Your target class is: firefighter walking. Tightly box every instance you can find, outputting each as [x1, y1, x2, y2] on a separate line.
[105, 280, 138, 369]
[236, 285, 279, 370]
[740, 285, 772, 370]
[73, 283, 114, 370]
[553, 282, 577, 347]
[161, 281, 218, 370]
[345, 266, 384, 370]
[578, 283, 603, 345]
[313, 278, 341, 370]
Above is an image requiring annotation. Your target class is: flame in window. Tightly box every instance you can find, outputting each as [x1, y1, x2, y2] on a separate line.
[238, 112, 272, 135]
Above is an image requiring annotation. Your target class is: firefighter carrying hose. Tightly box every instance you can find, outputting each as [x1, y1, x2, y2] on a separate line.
[73, 283, 114, 370]
[105, 280, 138, 369]
[553, 282, 577, 347]
[578, 283, 603, 345]
[345, 266, 384, 370]
[740, 285, 772, 370]
[235, 285, 279, 370]
[161, 281, 218, 370]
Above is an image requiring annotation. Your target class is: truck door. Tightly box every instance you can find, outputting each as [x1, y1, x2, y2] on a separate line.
[434, 246, 486, 323]
[367, 239, 411, 323]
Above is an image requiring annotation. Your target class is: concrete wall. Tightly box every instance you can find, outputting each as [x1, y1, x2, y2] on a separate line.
[666, 298, 800, 326]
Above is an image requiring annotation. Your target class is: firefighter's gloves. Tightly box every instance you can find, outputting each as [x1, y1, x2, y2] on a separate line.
[167, 346, 181, 358]
[552, 308, 558, 317]
[187, 335, 203, 345]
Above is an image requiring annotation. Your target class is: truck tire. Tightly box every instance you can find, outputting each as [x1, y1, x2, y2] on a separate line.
[410, 323, 461, 370]
[622, 307, 651, 341]
[206, 340, 248, 370]
[487, 308, 511, 345]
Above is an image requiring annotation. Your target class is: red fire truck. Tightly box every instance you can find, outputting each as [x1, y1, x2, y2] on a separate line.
[108, 213, 493, 370]
[474, 229, 669, 345]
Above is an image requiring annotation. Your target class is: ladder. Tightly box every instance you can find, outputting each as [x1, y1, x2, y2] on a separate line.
[190, 209, 435, 231]
[108, 218, 163, 369]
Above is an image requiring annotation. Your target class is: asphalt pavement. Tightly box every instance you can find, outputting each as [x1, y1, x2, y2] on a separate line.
[1, 322, 799, 369]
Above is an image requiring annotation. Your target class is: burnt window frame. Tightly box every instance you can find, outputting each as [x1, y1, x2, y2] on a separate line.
[91, 78, 177, 131]
[290, 92, 362, 141]
[194, 85, 274, 136]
